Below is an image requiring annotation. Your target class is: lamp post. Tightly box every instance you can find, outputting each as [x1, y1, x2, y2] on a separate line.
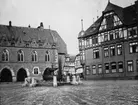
[52, 63, 58, 87]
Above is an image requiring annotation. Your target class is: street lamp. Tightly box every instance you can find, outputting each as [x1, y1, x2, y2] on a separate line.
[51, 63, 58, 87]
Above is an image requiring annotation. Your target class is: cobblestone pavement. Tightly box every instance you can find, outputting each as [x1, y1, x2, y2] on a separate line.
[0, 80, 138, 105]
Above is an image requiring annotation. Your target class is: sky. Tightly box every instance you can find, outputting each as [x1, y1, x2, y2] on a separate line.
[0, 0, 136, 55]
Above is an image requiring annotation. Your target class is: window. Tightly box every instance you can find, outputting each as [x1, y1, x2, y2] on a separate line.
[105, 63, 109, 73]
[86, 38, 90, 48]
[98, 64, 102, 74]
[100, 18, 107, 30]
[110, 46, 115, 56]
[33, 67, 40, 75]
[118, 62, 123, 72]
[128, 27, 137, 38]
[111, 62, 116, 73]
[45, 51, 50, 61]
[79, 39, 82, 49]
[86, 66, 90, 75]
[127, 61, 133, 72]
[104, 33, 108, 41]
[92, 65, 96, 75]
[93, 49, 100, 59]
[113, 15, 122, 26]
[18, 50, 24, 61]
[32, 51, 37, 62]
[117, 44, 122, 55]
[115, 29, 119, 39]
[2, 49, 9, 61]
[129, 42, 138, 53]
[109, 31, 115, 40]
[104, 47, 109, 57]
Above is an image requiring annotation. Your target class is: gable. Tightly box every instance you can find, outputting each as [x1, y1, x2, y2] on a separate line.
[99, 11, 123, 31]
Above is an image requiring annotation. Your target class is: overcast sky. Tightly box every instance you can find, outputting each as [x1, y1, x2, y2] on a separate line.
[0, 0, 136, 55]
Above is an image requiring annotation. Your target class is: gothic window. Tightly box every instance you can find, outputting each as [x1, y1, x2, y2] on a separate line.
[45, 51, 50, 62]
[129, 42, 138, 53]
[2, 49, 9, 61]
[110, 46, 115, 56]
[32, 51, 37, 62]
[18, 50, 24, 61]
[117, 44, 122, 55]
[93, 49, 100, 59]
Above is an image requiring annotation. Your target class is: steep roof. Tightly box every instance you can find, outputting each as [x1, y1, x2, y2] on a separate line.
[51, 30, 67, 54]
[83, 17, 102, 37]
[123, 4, 136, 25]
[0, 24, 67, 54]
[104, 2, 124, 23]
[82, 1, 137, 38]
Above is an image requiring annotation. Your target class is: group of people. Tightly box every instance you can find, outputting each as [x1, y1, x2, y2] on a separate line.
[22, 73, 83, 87]
[63, 73, 83, 85]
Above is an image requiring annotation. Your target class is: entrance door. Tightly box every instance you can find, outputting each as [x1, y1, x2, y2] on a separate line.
[43, 68, 53, 81]
[0, 68, 12, 82]
[17, 68, 27, 82]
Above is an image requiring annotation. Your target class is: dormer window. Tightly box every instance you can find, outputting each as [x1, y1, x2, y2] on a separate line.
[100, 12, 122, 31]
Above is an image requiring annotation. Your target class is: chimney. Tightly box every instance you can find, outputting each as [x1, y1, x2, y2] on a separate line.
[28, 24, 31, 28]
[40, 22, 44, 28]
[9, 21, 12, 27]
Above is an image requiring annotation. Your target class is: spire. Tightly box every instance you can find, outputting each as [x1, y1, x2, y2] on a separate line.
[81, 19, 84, 31]
[108, 0, 110, 3]
[49, 25, 51, 30]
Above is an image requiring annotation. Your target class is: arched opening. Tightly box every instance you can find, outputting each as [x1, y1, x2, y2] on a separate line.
[43, 68, 53, 81]
[17, 68, 27, 82]
[0, 68, 12, 82]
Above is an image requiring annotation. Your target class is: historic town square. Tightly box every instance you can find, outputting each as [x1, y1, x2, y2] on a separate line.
[0, 0, 138, 104]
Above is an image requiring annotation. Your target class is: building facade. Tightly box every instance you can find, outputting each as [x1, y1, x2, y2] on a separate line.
[0, 22, 67, 82]
[74, 54, 84, 78]
[78, 1, 138, 79]
[63, 55, 75, 75]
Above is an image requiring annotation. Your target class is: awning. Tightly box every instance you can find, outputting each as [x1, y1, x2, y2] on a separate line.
[76, 68, 83, 74]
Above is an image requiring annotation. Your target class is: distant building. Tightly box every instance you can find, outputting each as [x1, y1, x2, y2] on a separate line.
[63, 55, 75, 75]
[78, 0, 138, 79]
[0, 21, 67, 82]
[74, 54, 84, 78]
